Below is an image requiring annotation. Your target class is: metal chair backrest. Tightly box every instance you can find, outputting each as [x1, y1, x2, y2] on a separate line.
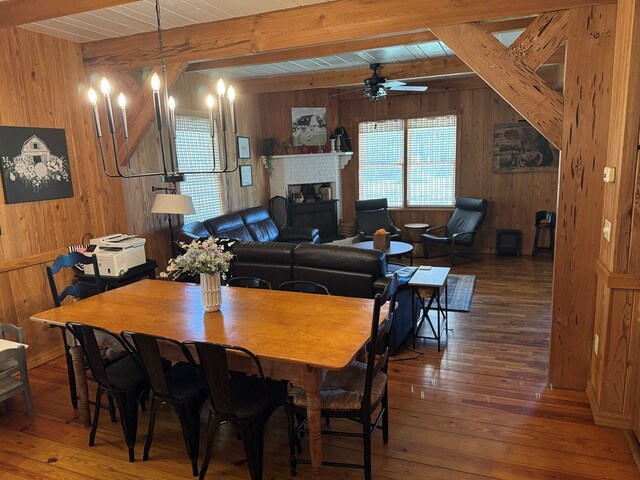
[535, 210, 556, 226]
[226, 277, 272, 290]
[363, 273, 398, 409]
[184, 340, 266, 418]
[47, 252, 102, 306]
[66, 322, 133, 389]
[122, 331, 196, 398]
[277, 280, 330, 295]
[0, 324, 24, 343]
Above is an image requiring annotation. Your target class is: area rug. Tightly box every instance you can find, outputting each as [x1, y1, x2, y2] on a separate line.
[429, 274, 476, 312]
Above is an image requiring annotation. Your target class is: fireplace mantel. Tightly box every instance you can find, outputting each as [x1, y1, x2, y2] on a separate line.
[263, 152, 353, 220]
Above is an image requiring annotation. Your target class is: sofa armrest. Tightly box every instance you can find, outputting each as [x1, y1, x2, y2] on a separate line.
[280, 226, 320, 242]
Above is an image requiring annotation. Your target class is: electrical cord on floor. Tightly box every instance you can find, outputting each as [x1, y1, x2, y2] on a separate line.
[389, 348, 424, 362]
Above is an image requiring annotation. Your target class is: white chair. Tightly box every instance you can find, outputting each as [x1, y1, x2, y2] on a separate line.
[0, 324, 34, 418]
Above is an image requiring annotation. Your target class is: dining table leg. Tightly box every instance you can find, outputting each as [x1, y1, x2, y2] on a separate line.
[302, 366, 323, 480]
[69, 344, 91, 427]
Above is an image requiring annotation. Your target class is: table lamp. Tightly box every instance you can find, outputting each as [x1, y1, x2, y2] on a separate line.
[151, 189, 195, 258]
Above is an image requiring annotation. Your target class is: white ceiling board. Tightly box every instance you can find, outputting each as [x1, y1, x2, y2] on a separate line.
[18, 0, 332, 42]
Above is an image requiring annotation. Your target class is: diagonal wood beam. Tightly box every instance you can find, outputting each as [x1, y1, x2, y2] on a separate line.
[509, 10, 569, 69]
[82, 0, 614, 70]
[92, 64, 187, 166]
[432, 22, 564, 149]
[234, 48, 565, 95]
[0, 0, 138, 28]
[185, 18, 533, 73]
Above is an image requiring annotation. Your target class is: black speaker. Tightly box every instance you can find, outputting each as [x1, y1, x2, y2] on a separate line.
[496, 229, 522, 256]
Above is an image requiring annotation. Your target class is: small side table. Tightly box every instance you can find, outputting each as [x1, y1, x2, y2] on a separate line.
[409, 266, 450, 351]
[404, 223, 429, 258]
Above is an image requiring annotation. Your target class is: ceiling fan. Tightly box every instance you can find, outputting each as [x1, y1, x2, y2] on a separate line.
[363, 63, 428, 100]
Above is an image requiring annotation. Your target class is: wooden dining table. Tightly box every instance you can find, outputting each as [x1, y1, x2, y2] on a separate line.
[30, 279, 379, 479]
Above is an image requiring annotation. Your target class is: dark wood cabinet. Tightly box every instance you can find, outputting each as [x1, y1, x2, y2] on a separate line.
[289, 200, 339, 241]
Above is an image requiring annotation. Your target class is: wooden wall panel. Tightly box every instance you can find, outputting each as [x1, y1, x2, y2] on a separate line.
[0, 27, 128, 367]
[121, 73, 268, 268]
[549, 5, 616, 390]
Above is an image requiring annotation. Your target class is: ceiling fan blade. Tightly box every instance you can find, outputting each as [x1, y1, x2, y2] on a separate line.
[388, 85, 429, 92]
[330, 88, 363, 97]
[381, 80, 406, 87]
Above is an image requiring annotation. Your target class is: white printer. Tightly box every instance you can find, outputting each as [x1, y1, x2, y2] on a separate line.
[84, 234, 147, 277]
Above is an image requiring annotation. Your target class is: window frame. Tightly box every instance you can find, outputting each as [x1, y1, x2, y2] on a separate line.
[356, 110, 460, 210]
[174, 108, 226, 222]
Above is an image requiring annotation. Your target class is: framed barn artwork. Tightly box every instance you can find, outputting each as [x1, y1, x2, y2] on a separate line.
[492, 121, 559, 173]
[0, 126, 74, 204]
[291, 107, 327, 146]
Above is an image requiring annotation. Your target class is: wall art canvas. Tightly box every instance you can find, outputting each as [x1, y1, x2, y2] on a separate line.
[0, 126, 73, 204]
[492, 122, 559, 173]
[291, 107, 327, 146]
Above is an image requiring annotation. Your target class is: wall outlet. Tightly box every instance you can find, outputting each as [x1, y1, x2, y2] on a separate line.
[594, 334, 599, 355]
[603, 219, 611, 241]
[603, 167, 616, 183]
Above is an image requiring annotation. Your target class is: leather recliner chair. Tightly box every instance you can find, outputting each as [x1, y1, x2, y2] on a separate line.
[355, 198, 402, 241]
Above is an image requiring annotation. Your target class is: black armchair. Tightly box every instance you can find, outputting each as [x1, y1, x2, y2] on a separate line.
[422, 196, 488, 264]
[355, 199, 402, 241]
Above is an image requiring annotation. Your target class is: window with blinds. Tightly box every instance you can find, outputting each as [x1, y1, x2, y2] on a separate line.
[175, 115, 224, 223]
[407, 115, 457, 207]
[358, 119, 405, 208]
[358, 114, 457, 208]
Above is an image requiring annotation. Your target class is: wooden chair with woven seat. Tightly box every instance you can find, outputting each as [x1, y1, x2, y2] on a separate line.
[288, 273, 399, 479]
[66, 322, 148, 462]
[46, 252, 104, 409]
[122, 332, 208, 477]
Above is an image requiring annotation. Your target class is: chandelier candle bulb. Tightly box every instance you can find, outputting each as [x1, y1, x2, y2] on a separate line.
[118, 93, 129, 139]
[228, 85, 237, 135]
[217, 79, 227, 133]
[100, 77, 115, 134]
[87, 88, 102, 138]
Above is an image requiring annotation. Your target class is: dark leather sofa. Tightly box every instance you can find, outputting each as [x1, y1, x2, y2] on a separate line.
[177, 206, 321, 245]
[230, 241, 418, 355]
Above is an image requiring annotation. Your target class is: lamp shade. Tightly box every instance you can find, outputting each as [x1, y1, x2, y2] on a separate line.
[151, 193, 195, 215]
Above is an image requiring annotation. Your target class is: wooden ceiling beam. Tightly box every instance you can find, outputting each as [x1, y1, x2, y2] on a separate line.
[82, 0, 614, 70]
[185, 18, 533, 73]
[0, 0, 138, 28]
[509, 10, 569, 69]
[432, 22, 564, 149]
[233, 48, 565, 95]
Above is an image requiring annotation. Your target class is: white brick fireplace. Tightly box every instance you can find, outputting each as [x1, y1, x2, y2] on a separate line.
[264, 153, 353, 220]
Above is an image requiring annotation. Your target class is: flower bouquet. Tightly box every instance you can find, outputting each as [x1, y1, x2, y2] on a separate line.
[160, 237, 235, 312]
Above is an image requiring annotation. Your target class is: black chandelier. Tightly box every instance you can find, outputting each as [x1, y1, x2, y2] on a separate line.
[86, 0, 239, 182]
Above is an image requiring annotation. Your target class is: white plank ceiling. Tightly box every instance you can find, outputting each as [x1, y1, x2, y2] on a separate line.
[5, 0, 524, 81]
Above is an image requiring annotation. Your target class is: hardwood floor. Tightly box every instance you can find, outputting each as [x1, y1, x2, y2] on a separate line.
[1, 255, 638, 479]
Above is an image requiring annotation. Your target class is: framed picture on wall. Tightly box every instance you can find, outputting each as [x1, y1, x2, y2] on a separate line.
[291, 107, 327, 146]
[0, 125, 74, 204]
[492, 121, 559, 173]
[237, 136, 251, 159]
[239, 164, 253, 187]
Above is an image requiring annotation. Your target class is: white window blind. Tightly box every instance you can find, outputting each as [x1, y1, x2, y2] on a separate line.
[407, 115, 457, 207]
[358, 119, 404, 208]
[175, 115, 224, 223]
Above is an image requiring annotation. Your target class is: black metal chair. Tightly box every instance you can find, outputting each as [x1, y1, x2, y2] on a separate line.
[226, 277, 272, 290]
[122, 332, 207, 476]
[355, 199, 402, 241]
[277, 280, 330, 295]
[421, 196, 488, 265]
[532, 210, 556, 257]
[66, 322, 147, 462]
[288, 273, 399, 479]
[184, 340, 290, 480]
[46, 252, 104, 409]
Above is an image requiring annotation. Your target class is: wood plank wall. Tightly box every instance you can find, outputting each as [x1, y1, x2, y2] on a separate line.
[120, 72, 269, 268]
[0, 27, 128, 367]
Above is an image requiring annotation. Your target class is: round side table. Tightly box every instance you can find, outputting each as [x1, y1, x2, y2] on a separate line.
[404, 223, 429, 258]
